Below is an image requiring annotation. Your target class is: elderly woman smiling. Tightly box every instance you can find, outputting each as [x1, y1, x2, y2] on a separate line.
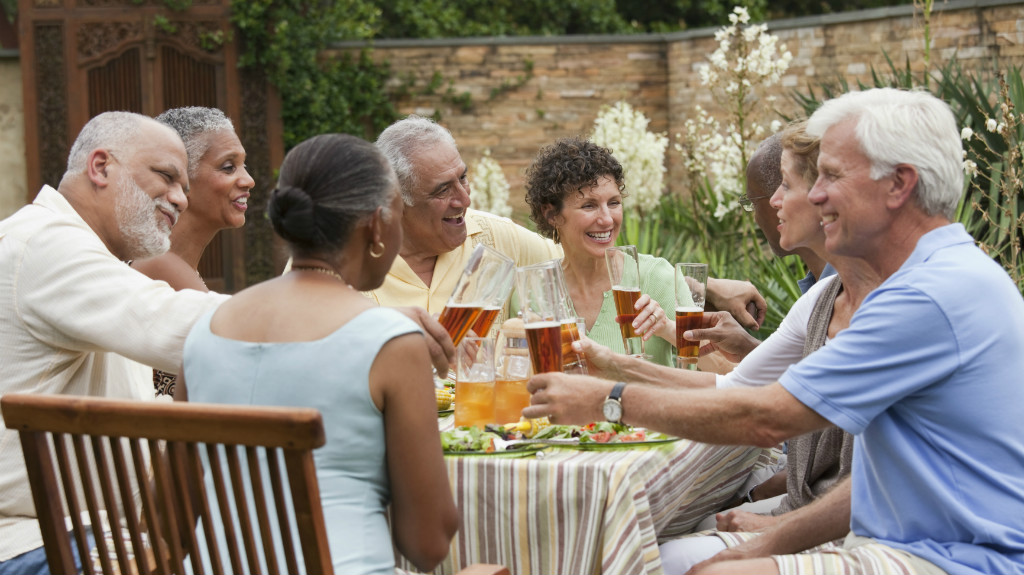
[521, 137, 684, 367]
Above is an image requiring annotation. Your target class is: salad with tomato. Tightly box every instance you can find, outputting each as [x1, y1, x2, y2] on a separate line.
[441, 421, 675, 453]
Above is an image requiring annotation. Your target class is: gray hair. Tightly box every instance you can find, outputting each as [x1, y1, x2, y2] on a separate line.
[748, 133, 783, 197]
[806, 88, 963, 219]
[66, 111, 153, 175]
[375, 114, 458, 205]
[155, 107, 235, 179]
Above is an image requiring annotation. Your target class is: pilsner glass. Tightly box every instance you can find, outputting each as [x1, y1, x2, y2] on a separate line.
[438, 244, 515, 347]
[605, 245, 646, 358]
[516, 260, 587, 374]
[674, 263, 708, 369]
[454, 336, 496, 428]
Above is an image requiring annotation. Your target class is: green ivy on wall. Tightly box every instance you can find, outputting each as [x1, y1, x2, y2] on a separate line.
[230, 0, 397, 149]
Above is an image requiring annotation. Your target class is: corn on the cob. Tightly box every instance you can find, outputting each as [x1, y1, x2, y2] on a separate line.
[436, 387, 454, 410]
[506, 417, 550, 438]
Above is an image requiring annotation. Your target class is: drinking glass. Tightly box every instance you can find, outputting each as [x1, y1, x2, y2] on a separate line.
[454, 336, 496, 428]
[515, 260, 587, 374]
[438, 244, 515, 347]
[470, 265, 516, 339]
[493, 318, 532, 424]
[675, 263, 708, 369]
[605, 245, 646, 358]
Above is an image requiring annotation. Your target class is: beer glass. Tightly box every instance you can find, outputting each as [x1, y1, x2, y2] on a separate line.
[470, 266, 516, 339]
[493, 317, 532, 424]
[675, 263, 708, 369]
[605, 245, 646, 358]
[516, 260, 587, 374]
[438, 244, 515, 347]
[454, 336, 496, 428]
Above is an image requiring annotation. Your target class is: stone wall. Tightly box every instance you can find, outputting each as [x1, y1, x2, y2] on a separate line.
[330, 0, 1024, 215]
[0, 55, 26, 220]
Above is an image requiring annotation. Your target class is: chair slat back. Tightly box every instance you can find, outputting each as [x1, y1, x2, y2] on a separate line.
[2, 394, 333, 575]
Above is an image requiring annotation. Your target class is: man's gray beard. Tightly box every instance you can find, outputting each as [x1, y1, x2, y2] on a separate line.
[115, 173, 172, 260]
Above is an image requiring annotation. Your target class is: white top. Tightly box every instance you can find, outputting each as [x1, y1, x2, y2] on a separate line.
[716, 275, 838, 389]
[0, 186, 228, 561]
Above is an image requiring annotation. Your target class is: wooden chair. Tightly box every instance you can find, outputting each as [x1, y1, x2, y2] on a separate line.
[2, 394, 509, 575]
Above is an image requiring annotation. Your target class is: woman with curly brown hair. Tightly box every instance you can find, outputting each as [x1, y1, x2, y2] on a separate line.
[523, 136, 684, 367]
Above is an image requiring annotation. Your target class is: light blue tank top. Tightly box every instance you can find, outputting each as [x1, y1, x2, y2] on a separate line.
[183, 306, 422, 575]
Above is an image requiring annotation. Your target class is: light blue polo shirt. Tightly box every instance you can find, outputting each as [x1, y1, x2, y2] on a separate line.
[781, 224, 1024, 575]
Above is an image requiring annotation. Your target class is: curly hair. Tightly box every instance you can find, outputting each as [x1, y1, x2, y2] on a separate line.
[524, 137, 626, 242]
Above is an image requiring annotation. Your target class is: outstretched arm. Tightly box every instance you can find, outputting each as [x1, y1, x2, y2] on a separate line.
[524, 374, 829, 447]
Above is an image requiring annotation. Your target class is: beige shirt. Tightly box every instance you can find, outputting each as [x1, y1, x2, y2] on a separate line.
[0, 186, 228, 560]
[366, 209, 561, 314]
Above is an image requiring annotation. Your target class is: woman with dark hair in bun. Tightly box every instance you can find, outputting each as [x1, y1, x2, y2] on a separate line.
[178, 133, 458, 574]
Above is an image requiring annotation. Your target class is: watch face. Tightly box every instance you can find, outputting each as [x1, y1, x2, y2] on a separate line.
[603, 399, 622, 422]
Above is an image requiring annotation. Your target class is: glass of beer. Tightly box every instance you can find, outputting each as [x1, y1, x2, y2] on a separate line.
[454, 336, 496, 428]
[516, 260, 584, 374]
[438, 244, 515, 347]
[674, 263, 708, 369]
[470, 268, 516, 339]
[605, 245, 646, 358]
[493, 317, 532, 424]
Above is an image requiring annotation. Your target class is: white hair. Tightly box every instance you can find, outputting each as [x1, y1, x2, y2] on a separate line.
[155, 107, 235, 179]
[66, 111, 151, 175]
[806, 88, 963, 219]
[375, 114, 458, 205]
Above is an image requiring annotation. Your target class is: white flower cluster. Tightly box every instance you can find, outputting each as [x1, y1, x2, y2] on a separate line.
[699, 7, 792, 97]
[591, 101, 668, 214]
[470, 150, 512, 218]
[679, 6, 793, 219]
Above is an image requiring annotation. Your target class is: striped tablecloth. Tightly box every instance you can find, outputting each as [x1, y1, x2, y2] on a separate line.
[412, 416, 772, 575]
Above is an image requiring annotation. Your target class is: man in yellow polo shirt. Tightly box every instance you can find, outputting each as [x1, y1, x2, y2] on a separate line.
[370, 115, 560, 315]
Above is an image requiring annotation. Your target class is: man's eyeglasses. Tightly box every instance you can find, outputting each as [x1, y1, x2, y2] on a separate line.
[738, 194, 770, 212]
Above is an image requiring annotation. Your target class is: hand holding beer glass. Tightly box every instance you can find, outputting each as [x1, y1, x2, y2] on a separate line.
[675, 263, 708, 369]
[438, 244, 515, 347]
[605, 245, 647, 358]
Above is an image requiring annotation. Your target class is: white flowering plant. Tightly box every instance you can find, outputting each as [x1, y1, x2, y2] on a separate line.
[678, 6, 792, 226]
[591, 100, 669, 247]
[470, 149, 512, 218]
[591, 101, 669, 215]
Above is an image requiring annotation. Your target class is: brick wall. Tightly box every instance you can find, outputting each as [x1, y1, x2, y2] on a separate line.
[329, 0, 1024, 216]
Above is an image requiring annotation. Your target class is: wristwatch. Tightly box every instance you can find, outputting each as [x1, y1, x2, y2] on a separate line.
[602, 381, 627, 423]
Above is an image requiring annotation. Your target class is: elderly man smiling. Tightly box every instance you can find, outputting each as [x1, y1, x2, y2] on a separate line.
[368, 115, 561, 316]
[0, 111, 229, 574]
[526, 88, 1024, 575]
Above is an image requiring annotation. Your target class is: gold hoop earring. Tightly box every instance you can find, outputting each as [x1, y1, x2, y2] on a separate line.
[369, 241, 386, 259]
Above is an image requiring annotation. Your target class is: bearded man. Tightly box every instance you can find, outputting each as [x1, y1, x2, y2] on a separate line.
[0, 111, 228, 573]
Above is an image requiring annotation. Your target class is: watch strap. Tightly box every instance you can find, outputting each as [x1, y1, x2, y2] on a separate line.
[609, 381, 626, 401]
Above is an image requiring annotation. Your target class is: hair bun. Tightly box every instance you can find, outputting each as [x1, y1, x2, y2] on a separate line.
[269, 185, 317, 243]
